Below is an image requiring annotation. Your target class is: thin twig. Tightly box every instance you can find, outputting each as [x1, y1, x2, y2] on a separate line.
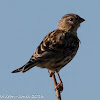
[52, 74, 61, 100]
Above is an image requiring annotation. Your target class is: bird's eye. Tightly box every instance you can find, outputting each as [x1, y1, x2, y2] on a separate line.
[69, 18, 73, 21]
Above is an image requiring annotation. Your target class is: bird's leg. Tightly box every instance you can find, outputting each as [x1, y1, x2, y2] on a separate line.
[48, 71, 63, 91]
[48, 70, 55, 77]
[55, 72, 63, 91]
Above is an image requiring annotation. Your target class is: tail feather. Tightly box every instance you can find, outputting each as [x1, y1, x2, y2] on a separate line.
[12, 61, 37, 73]
[12, 66, 24, 73]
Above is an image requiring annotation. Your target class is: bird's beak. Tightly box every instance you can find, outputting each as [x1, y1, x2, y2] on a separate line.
[80, 17, 85, 23]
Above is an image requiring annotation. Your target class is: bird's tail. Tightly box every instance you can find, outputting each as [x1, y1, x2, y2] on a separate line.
[12, 61, 37, 73]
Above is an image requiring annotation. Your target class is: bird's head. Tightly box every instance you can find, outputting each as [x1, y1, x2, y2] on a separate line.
[58, 13, 85, 32]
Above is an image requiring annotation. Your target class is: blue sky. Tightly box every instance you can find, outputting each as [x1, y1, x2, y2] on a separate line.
[0, 0, 100, 100]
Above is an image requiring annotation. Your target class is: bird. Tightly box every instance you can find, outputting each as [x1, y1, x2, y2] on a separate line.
[12, 13, 85, 91]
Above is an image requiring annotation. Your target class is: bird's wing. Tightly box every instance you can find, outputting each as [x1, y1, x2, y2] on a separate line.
[30, 29, 76, 61]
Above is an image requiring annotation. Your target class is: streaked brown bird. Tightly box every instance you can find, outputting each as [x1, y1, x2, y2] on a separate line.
[12, 13, 85, 91]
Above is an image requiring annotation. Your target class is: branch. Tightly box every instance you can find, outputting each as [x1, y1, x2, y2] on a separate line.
[52, 74, 61, 100]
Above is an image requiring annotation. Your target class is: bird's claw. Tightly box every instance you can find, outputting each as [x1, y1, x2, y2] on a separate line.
[55, 81, 63, 92]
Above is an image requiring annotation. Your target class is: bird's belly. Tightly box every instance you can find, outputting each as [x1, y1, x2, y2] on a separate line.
[52, 50, 78, 71]
[37, 48, 78, 71]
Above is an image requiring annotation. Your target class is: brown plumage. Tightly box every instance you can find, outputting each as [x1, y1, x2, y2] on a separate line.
[12, 13, 85, 74]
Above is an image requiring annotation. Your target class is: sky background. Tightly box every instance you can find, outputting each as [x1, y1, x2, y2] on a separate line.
[0, 0, 100, 100]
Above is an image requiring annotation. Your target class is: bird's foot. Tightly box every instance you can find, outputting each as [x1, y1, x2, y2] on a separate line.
[48, 70, 55, 77]
[55, 81, 63, 92]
